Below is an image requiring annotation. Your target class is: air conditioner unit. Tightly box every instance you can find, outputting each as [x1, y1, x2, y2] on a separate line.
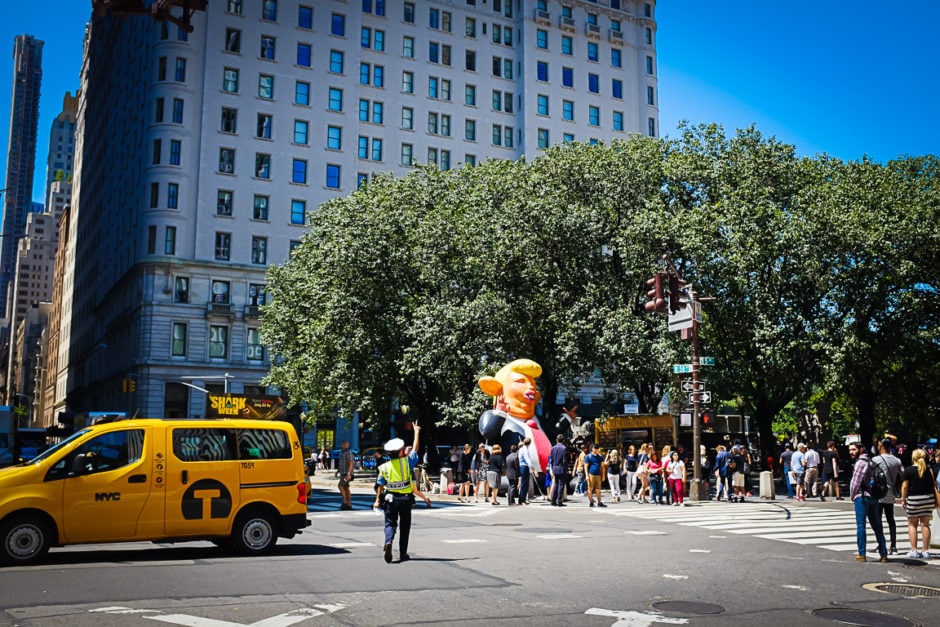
[220, 163, 233, 173]
[559, 16, 575, 31]
[534, 9, 550, 24]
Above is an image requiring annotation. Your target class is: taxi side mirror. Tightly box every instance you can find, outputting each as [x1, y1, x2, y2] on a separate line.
[71, 453, 89, 476]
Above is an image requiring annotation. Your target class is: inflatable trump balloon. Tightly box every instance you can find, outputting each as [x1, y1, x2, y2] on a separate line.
[478, 359, 551, 474]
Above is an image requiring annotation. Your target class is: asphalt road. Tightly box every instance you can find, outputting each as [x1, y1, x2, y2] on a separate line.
[2, 481, 939, 626]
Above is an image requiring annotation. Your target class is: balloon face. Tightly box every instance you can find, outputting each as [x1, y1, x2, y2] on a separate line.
[503, 370, 539, 418]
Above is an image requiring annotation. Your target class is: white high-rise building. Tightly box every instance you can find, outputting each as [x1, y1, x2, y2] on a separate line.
[61, 0, 658, 419]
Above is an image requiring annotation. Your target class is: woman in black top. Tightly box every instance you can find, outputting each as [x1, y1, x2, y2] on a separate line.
[456, 444, 473, 503]
[487, 444, 506, 505]
[900, 448, 938, 558]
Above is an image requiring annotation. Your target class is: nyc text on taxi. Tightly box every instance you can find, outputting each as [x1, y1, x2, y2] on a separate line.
[0, 418, 310, 565]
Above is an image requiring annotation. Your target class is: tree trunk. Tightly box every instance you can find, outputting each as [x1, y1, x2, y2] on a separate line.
[857, 382, 877, 451]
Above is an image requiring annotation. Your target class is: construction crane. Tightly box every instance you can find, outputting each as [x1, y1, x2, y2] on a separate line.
[91, 0, 207, 33]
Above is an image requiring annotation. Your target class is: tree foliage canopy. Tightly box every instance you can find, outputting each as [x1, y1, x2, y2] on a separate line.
[261, 125, 939, 449]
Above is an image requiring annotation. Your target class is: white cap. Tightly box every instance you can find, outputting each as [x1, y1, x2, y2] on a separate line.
[384, 438, 405, 453]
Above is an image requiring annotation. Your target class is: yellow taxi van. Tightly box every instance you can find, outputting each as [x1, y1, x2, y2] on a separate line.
[0, 418, 310, 565]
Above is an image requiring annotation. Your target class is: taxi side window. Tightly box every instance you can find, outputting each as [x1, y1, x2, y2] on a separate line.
[45, 429, 145, 481]
[173, 428, 237, 461]
[237, 429, 292, 460]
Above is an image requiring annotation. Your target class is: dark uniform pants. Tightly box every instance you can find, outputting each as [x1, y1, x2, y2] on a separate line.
[383, 493, 415, 554]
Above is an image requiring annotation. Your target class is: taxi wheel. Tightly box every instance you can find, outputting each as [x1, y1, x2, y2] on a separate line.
[230, 510, 277, 555]
[0, 515, 52, 565]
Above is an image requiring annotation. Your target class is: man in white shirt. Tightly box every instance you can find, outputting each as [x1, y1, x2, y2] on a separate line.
[803, 443, 822, 500]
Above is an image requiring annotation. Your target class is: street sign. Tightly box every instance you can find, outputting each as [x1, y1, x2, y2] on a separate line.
[680, 380, 693, 392]
[700, 357, 715, 366]
[689, 391, 712, 403]
[672, 364, 693, 374]
[680, 380, 707, 393]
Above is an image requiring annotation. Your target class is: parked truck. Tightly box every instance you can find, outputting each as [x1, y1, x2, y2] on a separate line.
[0, 406, 13, 467]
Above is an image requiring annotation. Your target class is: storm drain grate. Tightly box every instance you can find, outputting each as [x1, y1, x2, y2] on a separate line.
[651, 601, 724, 615]
[868, 582, 940, 598]
[812, 608, 920, 627]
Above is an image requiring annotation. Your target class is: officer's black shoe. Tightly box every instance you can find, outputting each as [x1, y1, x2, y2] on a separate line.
[384, 543, 393, 563]
[400, 553, 411, 562]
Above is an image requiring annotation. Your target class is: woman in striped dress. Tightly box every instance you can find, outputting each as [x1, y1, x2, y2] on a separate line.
[900, 448, 938, 558]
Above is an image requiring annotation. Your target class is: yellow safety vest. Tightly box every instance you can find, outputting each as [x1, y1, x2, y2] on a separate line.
[380, 457, 413, 494]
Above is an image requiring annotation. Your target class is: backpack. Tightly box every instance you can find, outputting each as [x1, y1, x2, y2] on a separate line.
[867, 458, 889, 500]
[725, 456, 737, 474]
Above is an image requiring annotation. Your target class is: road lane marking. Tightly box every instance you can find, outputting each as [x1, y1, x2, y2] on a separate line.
[585, 608, 689, 625]
[537, 534, 582, 540]
[442, 539, 486, 543]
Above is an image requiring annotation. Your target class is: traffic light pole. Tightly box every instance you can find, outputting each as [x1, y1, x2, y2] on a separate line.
[689, 314, 704, 501]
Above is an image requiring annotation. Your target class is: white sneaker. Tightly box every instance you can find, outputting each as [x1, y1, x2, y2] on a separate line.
[906, 550, 922, 558]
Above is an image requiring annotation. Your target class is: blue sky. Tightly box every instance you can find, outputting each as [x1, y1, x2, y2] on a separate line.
[1, 1, 938, 204]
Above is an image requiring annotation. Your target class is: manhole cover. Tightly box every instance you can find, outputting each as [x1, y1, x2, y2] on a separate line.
[812, 608, 920, 627]
[867, 582, 940, 598]
[343, 520, 384, 528]
[651, 601, 724, 615]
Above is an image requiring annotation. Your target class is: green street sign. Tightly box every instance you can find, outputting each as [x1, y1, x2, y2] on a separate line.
[700, 357, 715, 366]
[672, 364, 693, 373]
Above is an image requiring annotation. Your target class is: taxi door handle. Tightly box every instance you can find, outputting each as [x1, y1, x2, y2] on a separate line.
[182, 470, 189, 485]
[128, 474, 147, 484]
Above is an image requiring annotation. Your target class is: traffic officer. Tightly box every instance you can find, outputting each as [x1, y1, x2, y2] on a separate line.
[374, 424, 430, 563]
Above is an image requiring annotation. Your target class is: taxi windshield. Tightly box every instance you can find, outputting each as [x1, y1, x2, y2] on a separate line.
[24, 429, 92, 465]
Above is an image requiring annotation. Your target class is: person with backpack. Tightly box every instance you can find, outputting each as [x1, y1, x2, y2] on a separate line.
[848, 441, 888, 562]
[900, 448, 939, 559]
[714, 445, 732, 501]
[791, 443, 807, 502]
[873, 438, 903, 554]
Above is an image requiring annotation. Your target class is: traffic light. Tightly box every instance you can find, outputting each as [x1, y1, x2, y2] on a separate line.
[644, 273, 667, 314]
[668, 275, 683, 313]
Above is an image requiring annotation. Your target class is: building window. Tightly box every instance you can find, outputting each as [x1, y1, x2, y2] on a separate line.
[219, 148, 235, 173]
[147, 225, 157, 254]
[259, 74, 274, 99]
[331, 13, 345, 36]
[253, 195, 269, 220]
[211, 281, 231, 304]
[256, 113, 272, 139]
[149, 182, 159, 208]
[612, 79, 623, 99]
[165, 226, 177, 254]
[292, 158, 307, 184]
[648, 117, 656, 137]
[172, 323, 187, 357]
[537, 94, 549, 116]
[466, 16, 476, 37]
[174, 276, 189, 303]
[252, 236, 268, 264]
[223, 68, 238, 93]
[645, 27, 653, 45]
[327, 125, 342, 149]
[561, 35, 572, 55]
[172, 98, 184, 123]
[260, 35, 276, 60]
[403, 36, 414, 58]
[255, 153, 271, 179]
[400, 143, 413, 166]
[537, 128, 549, 149]
[427, 147, 438, 166]
[361, 27, 385, 50]
[537, 29, 548, 49]
[563, 133, 574, 143]
[646, 56, 654, 75]
[465, 50, 476, 72]
[215, 232, 231, 260]
[152, 139, 162, 165]
[217, 190, 233, 216]
[294, 119, 308, 144]
[589, 106, 600, 126]
[155, 97, 164, 122]
[328, 87, 343, 111]
[326, 164, 341, 188]
[158, 57, 167, 81]
[589, 73, 599, 94]
[169, 140, 181, 165]
[587, 42, 598, 63]
[221, 107, 237, 133]
[647, 85, 656, 105]
[563, 100, 574, 121]
[167, 183, 179, 208]
[401, 107, 413, 130]
[298, 5, 313, 29]
[248, 283, 266, 306]
[402, 71, 414, 93]
[427, 113, 438, 135]
[209, 325, 228, 359]
[295, 80, 310, 105]
[329, 49, 344, 74]
[175, 57, 187, 81]
[562, 67, 573, 88]
[612, 48, 622, 68]
[613, 111, 624, 131]
[225, 28, 241, 53]
[465, 84, 476, 106]
[465, 119, 477, 141]
[262, 0, 277, 21]
[537, 61, 548, 82]
[297, 43, 312, 67]
[247, 329, 264, 361]
[291, 199, 306, 224]
[227, 0, 242, 14]
[440, 150, 451, 171]
[404, 2, 415, 23]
